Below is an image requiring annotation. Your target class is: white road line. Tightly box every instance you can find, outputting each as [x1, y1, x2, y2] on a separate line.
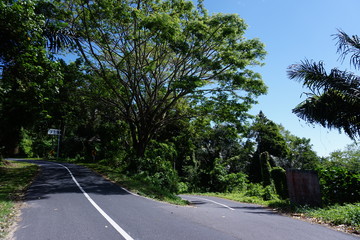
[55, 163, 134, 240]
[185, 196, 235, 211]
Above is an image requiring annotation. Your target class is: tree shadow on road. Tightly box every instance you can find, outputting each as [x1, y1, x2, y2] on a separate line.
[18, 160, 130, 202]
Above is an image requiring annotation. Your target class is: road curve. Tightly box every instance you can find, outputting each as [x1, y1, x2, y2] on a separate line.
[10, 160, 358, 240]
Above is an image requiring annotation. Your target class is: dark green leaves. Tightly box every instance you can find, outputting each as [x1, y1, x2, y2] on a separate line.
[288, 30, 360, 140]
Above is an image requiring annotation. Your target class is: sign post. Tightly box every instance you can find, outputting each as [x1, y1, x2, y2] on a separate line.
[48, 129, 61, 159]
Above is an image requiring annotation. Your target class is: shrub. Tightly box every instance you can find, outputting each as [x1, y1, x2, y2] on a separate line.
[317, 166, 360, 204]
[263, 184, 279, 201]
[135, 141, 179, 193]
[245, 183, 264, 198]
[19, 128, 34, 157]
[271, 167, 288, 199]
[224, 172, 248, 193]
[245, 182, 279, 201]
[177, 182, 189, 193]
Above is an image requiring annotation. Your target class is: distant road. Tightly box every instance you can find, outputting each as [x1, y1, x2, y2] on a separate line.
[10, 160, 358, 240]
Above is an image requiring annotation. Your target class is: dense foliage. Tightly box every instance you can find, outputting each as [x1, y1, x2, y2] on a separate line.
[316, 143, 360, 205]
[317, 165, 359, 204]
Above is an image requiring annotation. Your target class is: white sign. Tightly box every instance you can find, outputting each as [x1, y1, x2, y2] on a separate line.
[48, 129, 61, 135]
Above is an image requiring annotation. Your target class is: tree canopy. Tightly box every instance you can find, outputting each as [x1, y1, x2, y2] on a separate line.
[57, 0, 267, 160]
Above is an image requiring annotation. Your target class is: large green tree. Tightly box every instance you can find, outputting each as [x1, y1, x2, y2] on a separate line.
[287, 30, 360, 140]
[0, 0, 61, 155]
[249, 111, 289, 158]
[247, 112, 288, 182]
[0, 0, 77, 156]
[323, 143, 360, 172]
[58, 0, 267, 165]
[277, 126, 319, 170]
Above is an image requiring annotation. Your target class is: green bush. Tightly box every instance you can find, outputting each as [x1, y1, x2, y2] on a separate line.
[177, 182, 189, 193]
[271, 167, 288, 199]
[263, 184, 279, 201]
[224, 172, 248, 192]
[245, 183, 264, 198]
[136, 141, 179, 193]
[317, 166, 360, 204]
[19, 128, 34, 157]
[245, 182, 279, 201]
[32, 137, 53, 158]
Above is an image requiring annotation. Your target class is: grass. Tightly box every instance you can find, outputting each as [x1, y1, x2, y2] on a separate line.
[0, 160, 39, 238]
[297, 203, 360, 233]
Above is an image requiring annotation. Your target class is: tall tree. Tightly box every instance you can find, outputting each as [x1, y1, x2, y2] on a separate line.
[248, 112, 288, 182]
[0, 0, 61, 155]
[0, 0, 78, 156]
[250, 111, 289, 158]
[59, 0, 267, 164]
[287, 30, 360, 140]
[324, 143, 360, 172]
[277, 126, 319, 170]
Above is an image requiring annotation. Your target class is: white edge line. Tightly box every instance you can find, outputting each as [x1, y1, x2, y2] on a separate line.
[185, 196, 235, 211]
[56, 163, 134, 240]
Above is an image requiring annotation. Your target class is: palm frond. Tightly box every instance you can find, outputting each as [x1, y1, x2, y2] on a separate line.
[328, 68, 360, 99]
[44, 26, 77, 53]
[293, 90, 360, 140]
[334, 30, 360, 69]
[289, 30, 360, 140]
[34, 1, 78, 53]
[287, 60, 327, 95]
[287, 60, 360, 98]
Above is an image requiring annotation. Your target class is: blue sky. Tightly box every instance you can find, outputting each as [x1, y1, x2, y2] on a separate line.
[201, 0, 359, 156]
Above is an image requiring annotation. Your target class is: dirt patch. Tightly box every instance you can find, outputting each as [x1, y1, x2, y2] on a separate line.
[2, 202, 25, 240]
[0, 160, 16, 168]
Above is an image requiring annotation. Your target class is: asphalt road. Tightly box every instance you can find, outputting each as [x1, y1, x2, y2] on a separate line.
[10, 160, 358, 240]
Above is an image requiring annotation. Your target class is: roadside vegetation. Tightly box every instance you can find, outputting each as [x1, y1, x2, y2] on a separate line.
[299, 204, 360, 232]
[53, 146, 359, 235]
[0, 160, 38, 238]
[0, 0, 359, 237]
[74, 161, 187, 205]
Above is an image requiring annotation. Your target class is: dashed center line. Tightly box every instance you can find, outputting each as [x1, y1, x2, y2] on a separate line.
[184, 196, 235, 211]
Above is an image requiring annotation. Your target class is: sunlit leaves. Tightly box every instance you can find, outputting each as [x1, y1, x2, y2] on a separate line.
[59, 0, 266, 157]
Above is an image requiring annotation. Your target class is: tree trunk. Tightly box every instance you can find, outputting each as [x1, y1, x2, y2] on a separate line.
[127, 122, 152, 172]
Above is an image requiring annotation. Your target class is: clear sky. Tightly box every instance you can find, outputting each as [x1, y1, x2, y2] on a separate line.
[201, 0, 359, 157]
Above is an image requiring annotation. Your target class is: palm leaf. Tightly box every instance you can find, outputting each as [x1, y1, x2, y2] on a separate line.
[44, 26, 77, 53]
[288, 60, 360, 98]
[288, 58, 360, 140]
[334, 30, 360, 69]
[293, 89, 360, 139]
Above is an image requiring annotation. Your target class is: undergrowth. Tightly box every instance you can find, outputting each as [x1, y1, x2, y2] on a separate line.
[299, 203, 360, 231]
[0, 160, 38, 238]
